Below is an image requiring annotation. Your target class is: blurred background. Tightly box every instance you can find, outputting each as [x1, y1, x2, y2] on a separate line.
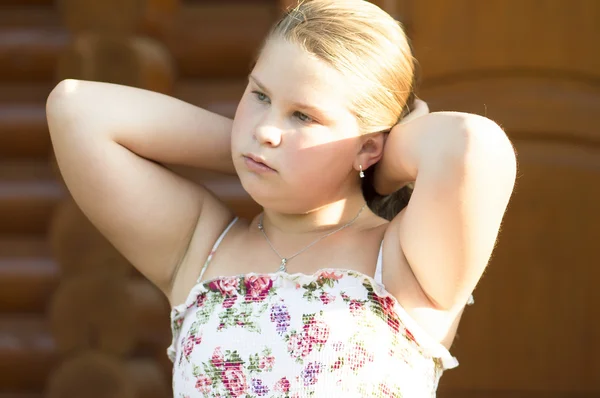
[0, 0, 598, 397]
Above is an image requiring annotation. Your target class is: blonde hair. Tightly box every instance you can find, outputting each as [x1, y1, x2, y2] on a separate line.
[269, 0, 416, 134]
[264, 0, 418, 219]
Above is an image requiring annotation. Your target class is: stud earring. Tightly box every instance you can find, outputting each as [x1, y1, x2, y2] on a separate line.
[359, 165, 365, 179]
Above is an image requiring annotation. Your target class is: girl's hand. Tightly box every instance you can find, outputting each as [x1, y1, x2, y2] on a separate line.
[373, 99, 429, 195]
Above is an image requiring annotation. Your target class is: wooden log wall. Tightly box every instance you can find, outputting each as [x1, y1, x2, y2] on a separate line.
[0, 1, 276, 395]
[0, 3, 64, 398]
[43, 0, 180, 396]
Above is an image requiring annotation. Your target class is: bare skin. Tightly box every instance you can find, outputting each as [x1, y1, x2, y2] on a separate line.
[47, 39, 516, 350]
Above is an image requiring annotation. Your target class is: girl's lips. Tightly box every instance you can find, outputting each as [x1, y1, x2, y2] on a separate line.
[243, 156, 276, 173]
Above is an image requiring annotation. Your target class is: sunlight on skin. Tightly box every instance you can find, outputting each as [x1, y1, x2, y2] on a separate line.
[231, 38, 375, 232]
[266, 198, 352, 234]
[62, 79, 80, 94]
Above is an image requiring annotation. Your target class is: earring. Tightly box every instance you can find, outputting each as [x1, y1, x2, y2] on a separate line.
[359, 165, 365, 179]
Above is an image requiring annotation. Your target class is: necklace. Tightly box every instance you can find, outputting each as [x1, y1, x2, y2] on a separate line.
[257, 204, 366, 272]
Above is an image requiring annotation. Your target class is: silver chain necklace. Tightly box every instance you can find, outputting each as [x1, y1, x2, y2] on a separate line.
[257, 204, 366, 272]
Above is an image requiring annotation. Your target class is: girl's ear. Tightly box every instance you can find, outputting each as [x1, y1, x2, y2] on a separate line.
[355, 131, 387, 172]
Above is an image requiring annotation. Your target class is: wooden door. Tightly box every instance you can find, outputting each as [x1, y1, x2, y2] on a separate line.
[403, 1, 600, 396]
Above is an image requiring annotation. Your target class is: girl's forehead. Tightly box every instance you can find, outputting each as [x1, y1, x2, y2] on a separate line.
[254, 38, 352, 110]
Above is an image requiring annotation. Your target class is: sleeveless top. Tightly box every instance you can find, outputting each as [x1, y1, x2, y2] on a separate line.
[168, 217, 466, 397]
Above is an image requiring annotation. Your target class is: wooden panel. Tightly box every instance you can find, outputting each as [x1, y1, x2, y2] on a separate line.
[420, 76, 600, 144]
[410, 0, 600, 393]
[46, 352, 170, 398]
[410, 0, 600, 81]
[439, 392, 600, 398]
[0, 314, 170, 391]
[0, 0, 53, 5]
[448, 140, 600, 391]
[0, 237, 58, 313]
[162, 3, 275, 77]
[0, 83, 54, 103]
[0, 161, 64, 235]
[0, 25, 67, 82]
[56, 34, 176, 95]
[421, 80, 600, 390]
[49, 275, 170, 356]
[174, 78, 246, 117]
[57, 0, 179, 37]
[0, 3, 275, 83]
[0, 79, 243, 160]
[0, 316, 56, 391]
[0, 104, 50, 159]
[0, 5, 62, 28]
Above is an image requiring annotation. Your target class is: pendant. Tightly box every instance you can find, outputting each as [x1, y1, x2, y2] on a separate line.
[279, 258, 287, 272]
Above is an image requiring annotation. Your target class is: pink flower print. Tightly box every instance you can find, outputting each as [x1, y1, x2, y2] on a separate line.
[300, 362, 323, 386]
[244, 275, 273, 302]
[182, 333, 201, 359]
[375, 294, 395, 314]
[211, 347, 225, 369]
[182, 337, 194, 359]
[374, 295, 400, 332]
[195, 292, 207, 307]
[387, 317, 400, 333]
[318, 270, 343, 281]
[349, 299, 364, 315]
[221, 362, 247, 397]
[378, 382, 394, 397]
[332, 358, 343, 370]
[223, 295, 238, 309]
[287, 332, 314, 358]
[208, 277, 239, 296]
[303, 318, 330, 345]
[319, 291, 336, 305]
[259, 355, 275, 371]
[273, 377, 290, 393]
[405, 327, 416, 343]
[347, 343, 374, 371]
[195, 375, 212, 393]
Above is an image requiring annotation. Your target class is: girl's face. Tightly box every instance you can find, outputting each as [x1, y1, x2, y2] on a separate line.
[231, 38, 364, 213]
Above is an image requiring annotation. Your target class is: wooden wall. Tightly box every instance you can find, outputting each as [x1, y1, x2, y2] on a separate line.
[0, 0, 597, 397]
[408, 1, 600, 397]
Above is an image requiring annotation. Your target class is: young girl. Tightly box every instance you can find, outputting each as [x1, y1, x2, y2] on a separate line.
[46, 0, 517, 396]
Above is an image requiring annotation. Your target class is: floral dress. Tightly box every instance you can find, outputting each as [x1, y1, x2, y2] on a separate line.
[168, 217, 463, 397]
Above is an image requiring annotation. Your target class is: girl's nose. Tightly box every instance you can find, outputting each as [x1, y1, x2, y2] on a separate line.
[254, 124, 282, 147]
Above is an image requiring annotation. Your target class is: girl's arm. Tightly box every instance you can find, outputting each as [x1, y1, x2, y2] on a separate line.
[47, 79, 235, 300]
[376, 111, 517, 311]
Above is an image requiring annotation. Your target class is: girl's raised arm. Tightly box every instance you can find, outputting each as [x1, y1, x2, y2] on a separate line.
[47, 79, 236, 301]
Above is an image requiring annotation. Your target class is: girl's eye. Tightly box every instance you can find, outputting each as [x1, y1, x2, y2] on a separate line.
[295, 112, 313, 124]
[252, 91, 269, 103]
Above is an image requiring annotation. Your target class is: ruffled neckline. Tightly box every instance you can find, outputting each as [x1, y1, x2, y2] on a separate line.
[169, 267, 458, 370]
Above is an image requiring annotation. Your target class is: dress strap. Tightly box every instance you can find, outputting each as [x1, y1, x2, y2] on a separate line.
[196, 217, 239, 283]
[374, 241, 384, 284]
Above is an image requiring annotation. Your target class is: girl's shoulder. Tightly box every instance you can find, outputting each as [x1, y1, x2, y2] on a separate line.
[169, 211, 241, 306]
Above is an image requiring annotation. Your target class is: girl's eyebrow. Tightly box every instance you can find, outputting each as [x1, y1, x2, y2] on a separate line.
[248, 75, 270, 95]
[248, 74, 335, 122]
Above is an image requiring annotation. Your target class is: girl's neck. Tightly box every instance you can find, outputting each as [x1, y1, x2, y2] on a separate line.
[259, 194, 368, 236]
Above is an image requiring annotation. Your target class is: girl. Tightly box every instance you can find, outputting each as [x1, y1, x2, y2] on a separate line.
[46, 0, 517, 396]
